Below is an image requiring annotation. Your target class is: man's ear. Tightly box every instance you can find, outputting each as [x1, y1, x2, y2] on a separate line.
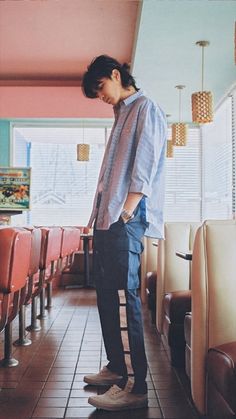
[111, 69, 121, 81]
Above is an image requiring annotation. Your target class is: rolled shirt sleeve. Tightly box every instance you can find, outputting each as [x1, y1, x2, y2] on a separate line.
[129, 100, 167, 197]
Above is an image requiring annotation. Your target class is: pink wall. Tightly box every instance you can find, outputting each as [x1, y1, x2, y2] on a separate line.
[0, 86, 113, 119]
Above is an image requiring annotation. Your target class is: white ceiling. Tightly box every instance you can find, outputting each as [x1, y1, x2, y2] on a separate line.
[134, 0, 236, 123]
[0, 0, 235, 122]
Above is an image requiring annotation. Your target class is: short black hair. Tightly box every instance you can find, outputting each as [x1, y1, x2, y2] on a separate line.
[82, 55, 139, 98]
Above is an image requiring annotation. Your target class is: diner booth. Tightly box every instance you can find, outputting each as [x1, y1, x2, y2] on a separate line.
[0, 1, 236, 418]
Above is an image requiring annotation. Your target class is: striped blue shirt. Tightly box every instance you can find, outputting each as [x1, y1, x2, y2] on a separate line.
[88, 90, 167, 238]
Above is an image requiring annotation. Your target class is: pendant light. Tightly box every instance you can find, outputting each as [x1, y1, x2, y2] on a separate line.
[166, 114, 174, 158]
[77, 124, 90, 161]
[77, 144, 90, 161]
[172, 85, 188, 146]
[166, 140, 174, 158]
[192, 40, 213, 124]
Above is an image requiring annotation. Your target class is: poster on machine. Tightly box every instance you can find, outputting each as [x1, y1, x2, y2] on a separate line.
[0, 167, 31, 210]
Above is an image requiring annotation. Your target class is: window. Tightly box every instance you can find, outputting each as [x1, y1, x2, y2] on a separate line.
[12, 124, 111, 226]
[164, 127, 201, 222]
[11, 102, 234, 227]
[13, 123, 202, 226]
[202, 96, 233, 220]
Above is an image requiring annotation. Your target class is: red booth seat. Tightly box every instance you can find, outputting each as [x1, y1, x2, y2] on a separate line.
[38, 226, 63, 317]
[0, 227, 31, 366]
[60, 226, 81, 270]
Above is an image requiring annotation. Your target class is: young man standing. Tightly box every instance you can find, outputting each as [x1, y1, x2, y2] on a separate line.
[82, 55, 167, 411]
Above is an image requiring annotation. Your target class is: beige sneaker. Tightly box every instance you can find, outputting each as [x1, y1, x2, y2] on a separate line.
[83, 366, 123, 386]
[88, 384, 148, 411]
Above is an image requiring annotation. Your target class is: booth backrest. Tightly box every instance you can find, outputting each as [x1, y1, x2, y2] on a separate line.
[39, 227, 62, 269]
[25, 227, 42, 275]
[191, 219, 236, 415]
[156, 222, 200, 332]
[0, 227, 31, 293]
[60, 227, 81, 258]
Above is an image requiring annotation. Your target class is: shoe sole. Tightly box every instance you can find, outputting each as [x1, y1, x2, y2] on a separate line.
[88, 398, 148, 411]
[84, 377, 122, 386]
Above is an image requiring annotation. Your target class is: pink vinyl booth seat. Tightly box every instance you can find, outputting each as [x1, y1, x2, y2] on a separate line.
[26, 227, 42, 301]
[60, 226, 81, 271]
[60, 227, 81, 287]
[14, 227, 42, 342]
[0, 227, 31, 367]
[38, 227, 62, 318]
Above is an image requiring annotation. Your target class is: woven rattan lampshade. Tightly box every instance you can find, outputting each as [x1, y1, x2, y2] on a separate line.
[172, 123, 188, 146]
[77, 144, 90, 161]
[166, 139, 174, 158]
[172, 85, 188, 146]
[192, 91, 213, 123]
[192, 41, 213, 124]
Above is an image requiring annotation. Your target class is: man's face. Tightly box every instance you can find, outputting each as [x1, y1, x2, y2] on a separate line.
[97, 70, 122, 106]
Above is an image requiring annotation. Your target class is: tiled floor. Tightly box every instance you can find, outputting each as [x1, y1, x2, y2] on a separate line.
[0, 288, 200, 419]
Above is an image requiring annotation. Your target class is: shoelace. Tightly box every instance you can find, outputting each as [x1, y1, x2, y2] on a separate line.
[107, 385, 123, 396]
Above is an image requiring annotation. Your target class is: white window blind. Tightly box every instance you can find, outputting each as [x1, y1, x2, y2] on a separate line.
[231, 88, 236, 215]
[202, 96, 232, 220]
[13, 124, 202, 225]
[12, 125, 111, 226]
[164, 127, 201, 222]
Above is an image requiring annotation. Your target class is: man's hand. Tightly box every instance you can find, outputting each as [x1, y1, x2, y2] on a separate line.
[120, 208, 134, 223]
[121, 192, 143, 222]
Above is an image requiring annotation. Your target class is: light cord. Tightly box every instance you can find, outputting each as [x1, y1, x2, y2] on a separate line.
[201, 45, 205, 91]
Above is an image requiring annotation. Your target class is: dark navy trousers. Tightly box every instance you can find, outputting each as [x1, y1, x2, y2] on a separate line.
[93, 201, 148, 394]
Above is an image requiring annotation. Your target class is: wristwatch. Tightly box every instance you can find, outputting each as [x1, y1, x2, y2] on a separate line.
[120, 208, 134, 223]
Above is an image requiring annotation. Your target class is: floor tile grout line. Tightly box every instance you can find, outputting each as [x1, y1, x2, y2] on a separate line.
[148, 364, 165, 417]
[144, 321, 165, 417]
[30, 298, 80, 418]
[63, 305, 92, 418]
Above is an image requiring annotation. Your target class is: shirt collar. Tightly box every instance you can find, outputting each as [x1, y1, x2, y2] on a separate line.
[123, 89, 144, 106]
[114, 90, 144, 113]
